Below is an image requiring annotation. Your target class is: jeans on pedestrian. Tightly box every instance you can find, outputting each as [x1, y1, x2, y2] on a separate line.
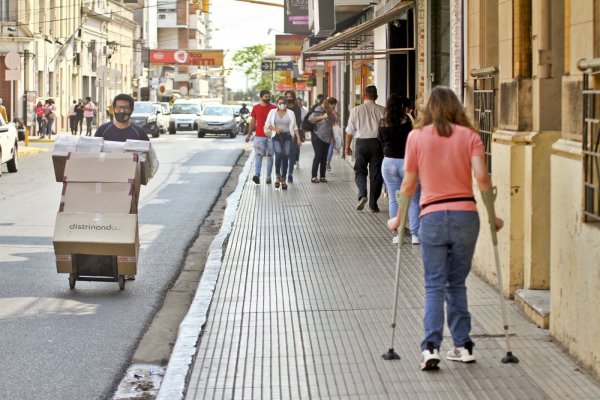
[46, 118, 54, 136]
[85, 116, 93, 135]
[37, 117, 43, 133]
[288, 139, 299, 177]
[311, 135, 329, 178]
[69, 116, 77, 135]
[354, 138, 384, 207]
[254, 136, 274, 177]
[327, 142, 334, 162]
[273, 132, 292, 179]
[418, 211, 480, 351]
[381, 157, 421, 236]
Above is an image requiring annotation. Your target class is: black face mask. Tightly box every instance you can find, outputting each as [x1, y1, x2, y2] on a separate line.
[262, 97, 271, 104]
[114, 112, 131, 123]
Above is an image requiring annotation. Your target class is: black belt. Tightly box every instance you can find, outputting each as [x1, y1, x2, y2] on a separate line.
[421, 196, 476, 209]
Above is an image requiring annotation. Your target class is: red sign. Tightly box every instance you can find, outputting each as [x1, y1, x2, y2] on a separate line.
[150, 50, 224, 66]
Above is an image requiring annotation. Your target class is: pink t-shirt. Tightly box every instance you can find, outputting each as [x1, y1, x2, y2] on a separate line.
[404, 124, 484, 216]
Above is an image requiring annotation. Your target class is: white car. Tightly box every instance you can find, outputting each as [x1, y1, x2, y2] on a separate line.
[0, 115, 18, 177]
[168, 100, 202, 135]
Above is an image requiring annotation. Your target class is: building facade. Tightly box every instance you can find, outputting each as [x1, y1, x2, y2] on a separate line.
[301, 0, 600, 379]
[0, 0, 143, 131]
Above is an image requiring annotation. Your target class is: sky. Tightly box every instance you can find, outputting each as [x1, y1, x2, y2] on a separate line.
[210, 0, 285, 91]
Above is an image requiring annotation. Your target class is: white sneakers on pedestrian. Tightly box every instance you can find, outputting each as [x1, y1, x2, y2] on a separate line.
[411, 235, 420, 245]
[420, 344, 441, 371]
[446, 342, 476, 363]
[392, 235, 399, 245]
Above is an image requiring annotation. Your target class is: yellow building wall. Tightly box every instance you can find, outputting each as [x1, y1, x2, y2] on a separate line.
[550, 139, 600, 377]
[472, 131, 525, 297]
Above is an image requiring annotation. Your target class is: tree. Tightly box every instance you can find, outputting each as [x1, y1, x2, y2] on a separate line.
[231, 44, 273, 92]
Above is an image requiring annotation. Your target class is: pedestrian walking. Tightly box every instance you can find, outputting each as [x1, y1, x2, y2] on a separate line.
[68, 100, 78, 135]
[83, 97, 96, 136]
[95, 93, 149, 281]
[386, 86, 504, 371]
[378, 94, 421, 245]
[284, 90, 302, 182]
[326, 100, 340, 173]
[34, 101, 45, 135]
[309, 97, 337, 183]
[0, 98, 8, 123]
[265, 96, 302, 190]
[345, 85, 385, 212]
[245, 90, 276, 185]
[44, 99, 56, 139]
[75, 99, 84, 135]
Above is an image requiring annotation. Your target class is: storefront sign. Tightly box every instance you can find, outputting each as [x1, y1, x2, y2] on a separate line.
[284, 0, 309, 35]
[275, 35, 306, 56]
[274, 61, 294, 71]
[149, 50, 224, 66]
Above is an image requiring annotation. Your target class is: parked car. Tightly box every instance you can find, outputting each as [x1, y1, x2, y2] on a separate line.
[152, 103, 170, 135]
[130, 101, 159, 138]
[197, 105, 238, 138]
[0, 115, 18, 177]
[168, 100, 203, 135]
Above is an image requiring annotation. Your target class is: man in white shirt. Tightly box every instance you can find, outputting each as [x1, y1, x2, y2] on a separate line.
[345, 85, 386, 212]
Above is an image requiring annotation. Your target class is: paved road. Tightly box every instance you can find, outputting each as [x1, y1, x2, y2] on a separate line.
[0, 132, 245, 399]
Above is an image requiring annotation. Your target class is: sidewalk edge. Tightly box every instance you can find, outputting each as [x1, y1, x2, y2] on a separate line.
[155, 150, 254, 400]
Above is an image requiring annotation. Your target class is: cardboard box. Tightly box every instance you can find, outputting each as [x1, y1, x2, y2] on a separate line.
[52, 155, 68, 182]
[53, 212, 139, 275]
[63, 153, 141, 192]
[59, 182, 138, 214]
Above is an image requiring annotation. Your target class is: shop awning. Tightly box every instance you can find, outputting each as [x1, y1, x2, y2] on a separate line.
[302, 1, 414, 62]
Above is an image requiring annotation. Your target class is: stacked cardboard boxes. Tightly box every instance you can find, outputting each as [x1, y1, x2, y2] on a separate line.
[51, 136, 157, 285]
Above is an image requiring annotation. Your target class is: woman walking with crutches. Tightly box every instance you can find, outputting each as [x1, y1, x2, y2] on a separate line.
[387, 86, 503, 371]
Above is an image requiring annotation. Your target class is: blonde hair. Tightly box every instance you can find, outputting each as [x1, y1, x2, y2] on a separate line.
[413, 86, 474, 137]
[322, 97, 337, 113]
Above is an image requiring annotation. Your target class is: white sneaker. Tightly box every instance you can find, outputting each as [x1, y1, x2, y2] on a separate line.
[392, 235, 399, 245]
[411, 236, 420, 245]
[420, 345, 441, 370]
[446, 342, 476, 363]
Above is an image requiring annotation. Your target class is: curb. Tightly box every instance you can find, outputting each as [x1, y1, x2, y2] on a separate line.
[155, 151, 253, 400]
[18, 146, 48, 156]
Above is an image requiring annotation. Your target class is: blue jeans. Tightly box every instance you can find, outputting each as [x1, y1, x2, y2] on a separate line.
[254, 136, 273, 177]
[418, 211, 480, 350]
[288, 139, 299, 177]
[273, 132, 292, 179]
[327, 142, 334, 162]
[381, 157, 421, 236]
[46, 118, 54, 136]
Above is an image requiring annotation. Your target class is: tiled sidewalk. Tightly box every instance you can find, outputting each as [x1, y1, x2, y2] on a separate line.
[184, 148, 600, 399]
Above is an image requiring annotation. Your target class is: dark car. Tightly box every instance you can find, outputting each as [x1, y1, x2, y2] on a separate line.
[130, 101, 160, 138]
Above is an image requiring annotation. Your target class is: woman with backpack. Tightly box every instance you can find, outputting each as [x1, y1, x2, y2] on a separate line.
[308, 97, 337, 183]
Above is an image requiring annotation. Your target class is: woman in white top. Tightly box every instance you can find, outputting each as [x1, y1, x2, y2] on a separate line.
[265, 96, 302, 190]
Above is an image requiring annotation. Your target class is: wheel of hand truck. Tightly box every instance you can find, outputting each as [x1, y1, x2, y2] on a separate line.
[118, 275, 125, 291]
[68, 273, 76, 289]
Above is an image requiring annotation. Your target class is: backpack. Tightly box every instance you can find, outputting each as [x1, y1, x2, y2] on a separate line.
[301, 107, 316, 132]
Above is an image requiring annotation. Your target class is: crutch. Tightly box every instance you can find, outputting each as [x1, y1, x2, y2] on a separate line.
[481, 187, 519, 364]
[382, 192, 410, 360]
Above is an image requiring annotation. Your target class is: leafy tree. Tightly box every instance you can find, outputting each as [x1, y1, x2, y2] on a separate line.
[231, 44, 273, 91]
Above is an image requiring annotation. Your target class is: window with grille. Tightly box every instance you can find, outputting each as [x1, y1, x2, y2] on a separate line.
[473, 76, 496, 173]
[583, 74, 600, 222]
